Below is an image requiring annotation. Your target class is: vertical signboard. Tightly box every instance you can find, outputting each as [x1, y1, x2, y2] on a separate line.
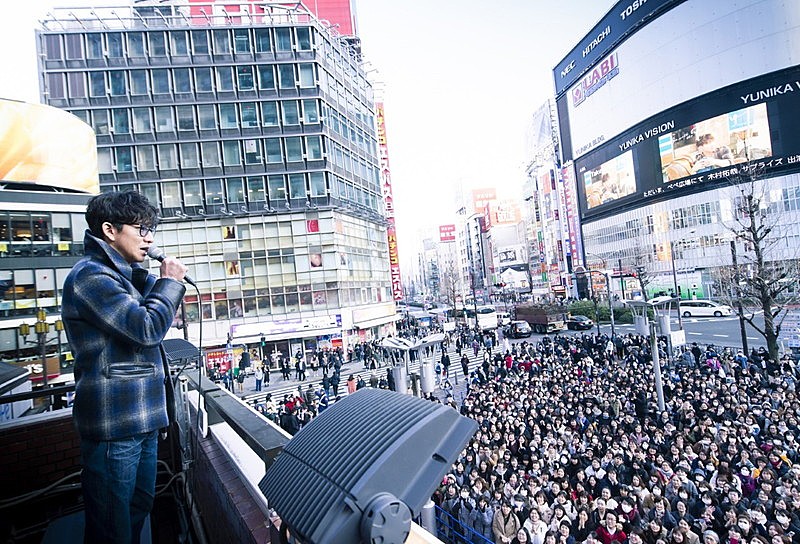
[561, 163, 583, 269]
[376, 102, 403, 301]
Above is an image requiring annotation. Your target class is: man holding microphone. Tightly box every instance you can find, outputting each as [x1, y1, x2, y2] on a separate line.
[62, 190, 189, 543]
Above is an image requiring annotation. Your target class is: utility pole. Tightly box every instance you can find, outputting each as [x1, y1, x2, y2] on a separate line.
[650, 321, 666, 412]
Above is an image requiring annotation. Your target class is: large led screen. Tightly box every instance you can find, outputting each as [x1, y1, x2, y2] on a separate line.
[658, 104, 772, 182]
[556, 0, 800, 161]
[574, 65, 800, 220]
[583, 150, 636, 209]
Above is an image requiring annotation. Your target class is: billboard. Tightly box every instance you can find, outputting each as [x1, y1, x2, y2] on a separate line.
[554, 0, 682, 97]
[439, 224, 456, 243]
[557, 0, 800, 160]
[574, 65, 800, 219]
[0, 99, 98, 193]
[376, 102, 403, 301]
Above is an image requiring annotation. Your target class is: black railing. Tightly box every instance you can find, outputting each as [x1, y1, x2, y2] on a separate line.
[433, 504, 493, 544]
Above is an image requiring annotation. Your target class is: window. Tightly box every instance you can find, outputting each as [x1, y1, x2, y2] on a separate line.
[268, 175, 286, 201]
[176, 106, 195, 130]
[184, 180, 203, 206]
[173, 68, 191, 93]
[288, 173, 306, 199]
[136, 146, 156, 171]
[92, 110, 109, 135]
[247, 176, 266, 202]
[277, 64, 295, 89]
[140, 183, 159, 205]
[306, 135, 323, 160]
[130, 70, 148, 95]
[227, 177, 245, 202]
[258, 65, 275, 90]
[179, 143, 199, 169]
[222, 141, 240, 166]
[152, 69, 170, 94]
[275, 28, 292, 51]
[47, 73, 65, 99]
[86, 34, 103, 58]
[213, 30, 230, 54]
[309, 171, 326, 196]
[154, 107, 174, 132]
[254, 29, 271, 52]
[158, 144, 177, 170]
[219, 104, 238, 129]
[282, 101, 300, 125]
[296, 27, 312, 50]
[149, 32, 167, 56]
[132, 108, 152, 133]
[68, 72, 86, 98]
[302, 99, 319, 123]
[159, 181, 181, 210]
[233, 29, 250, 53]
[201, 142, 220, 167]
[261, 102, 279, 126]
[65, 34, 83, 60]
[244, 140, 260, 164]
[285, 137, 303, 162]
[109, 71, 126, 95]
[237, 66, 254, 90]
[298, 64, 315, 87]
[191, 30, 209, 54]
[171, 31, 189, 56]
[217, 67, 234, 91]
[44, 35, 62, 61]
[265, 138, 282, 163]
[107, 33, 123, 57]
[128, 33, 146, 57]
[241, 102, 258, 128]
[195, 67, 213, 92]
[205, 179, 224, 204]
[112, 109, 130, 134]
[198, 105, 216, 130]
[97, 149, 113, 173]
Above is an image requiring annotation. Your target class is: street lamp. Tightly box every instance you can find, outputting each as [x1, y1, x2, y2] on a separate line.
[730, 240, 749, 355]
[19, 308, 64, 411]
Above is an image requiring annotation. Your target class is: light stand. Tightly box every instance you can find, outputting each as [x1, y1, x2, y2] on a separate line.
[19, 308, 64, 412]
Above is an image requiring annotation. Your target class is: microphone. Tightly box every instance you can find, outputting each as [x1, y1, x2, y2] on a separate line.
[147, 245, 196, 287]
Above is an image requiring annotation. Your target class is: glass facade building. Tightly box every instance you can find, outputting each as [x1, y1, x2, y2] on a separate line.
[36, 2, 397, 358]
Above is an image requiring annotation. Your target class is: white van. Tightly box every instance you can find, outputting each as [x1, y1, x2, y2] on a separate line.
[496, 311, 511, 327]
[679, 299, 733, 317]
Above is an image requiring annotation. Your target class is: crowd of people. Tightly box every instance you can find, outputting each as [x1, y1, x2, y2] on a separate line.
[433, 332, 800, 544]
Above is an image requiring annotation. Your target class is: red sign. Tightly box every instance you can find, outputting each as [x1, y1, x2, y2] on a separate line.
[377, 102, 404, 301]
[206, 349, 234, 373]
[439, 224, 456, 243]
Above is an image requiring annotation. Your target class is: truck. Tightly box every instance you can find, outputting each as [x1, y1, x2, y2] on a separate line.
[513, 304, 567, 334]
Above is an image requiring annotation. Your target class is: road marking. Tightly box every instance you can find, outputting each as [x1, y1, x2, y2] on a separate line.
[688, 332, 703, 335]
[713, 334, 729, 338]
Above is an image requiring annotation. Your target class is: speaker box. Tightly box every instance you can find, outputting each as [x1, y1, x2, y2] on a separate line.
[259, 388, 477, 544]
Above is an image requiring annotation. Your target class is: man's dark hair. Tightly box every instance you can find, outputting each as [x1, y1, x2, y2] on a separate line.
[85, 190, 159, 238]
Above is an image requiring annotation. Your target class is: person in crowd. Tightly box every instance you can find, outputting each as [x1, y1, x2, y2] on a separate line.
[62, 191, 188, 543]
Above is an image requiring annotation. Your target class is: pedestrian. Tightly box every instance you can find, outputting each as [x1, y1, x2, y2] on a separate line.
[61, 190, 188, 543]
[461, 353, 470, 377]
[236, 366, 245, 393]
[347, 374, 357, 394]
[254, 364, 264, 392]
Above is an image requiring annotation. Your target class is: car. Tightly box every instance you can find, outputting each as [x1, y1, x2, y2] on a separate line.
[505, 320, 532, 338]
[567, 314, 595, 330]
[648, 295, 678, 306]
[679, 299, 733, 317]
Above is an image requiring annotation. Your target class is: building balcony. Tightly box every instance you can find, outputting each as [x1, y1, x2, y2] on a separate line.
[0, 355, 445, 543]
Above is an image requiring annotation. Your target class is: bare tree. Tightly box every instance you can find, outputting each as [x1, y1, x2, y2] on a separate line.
[721, 162, 800, 361]
[438, 259, 462, 311]
[630, 242, 655, 302]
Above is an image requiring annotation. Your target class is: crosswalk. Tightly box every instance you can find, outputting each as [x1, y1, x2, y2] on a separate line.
[239, 343, 491, 408]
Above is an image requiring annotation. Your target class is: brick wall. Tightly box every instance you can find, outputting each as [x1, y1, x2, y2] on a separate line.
[0, 410, 81, 499]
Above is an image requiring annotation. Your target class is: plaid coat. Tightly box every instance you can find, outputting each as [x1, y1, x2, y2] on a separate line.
[62, 231, 186, 441]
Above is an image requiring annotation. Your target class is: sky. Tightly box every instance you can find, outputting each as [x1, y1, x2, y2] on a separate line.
[0, 0, 614, 268]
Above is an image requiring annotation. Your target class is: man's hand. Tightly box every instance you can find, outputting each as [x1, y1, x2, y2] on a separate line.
[160, 256, 188, 282]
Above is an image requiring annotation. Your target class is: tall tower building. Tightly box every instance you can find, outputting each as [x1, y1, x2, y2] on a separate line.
[36, 1, 398, 359]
